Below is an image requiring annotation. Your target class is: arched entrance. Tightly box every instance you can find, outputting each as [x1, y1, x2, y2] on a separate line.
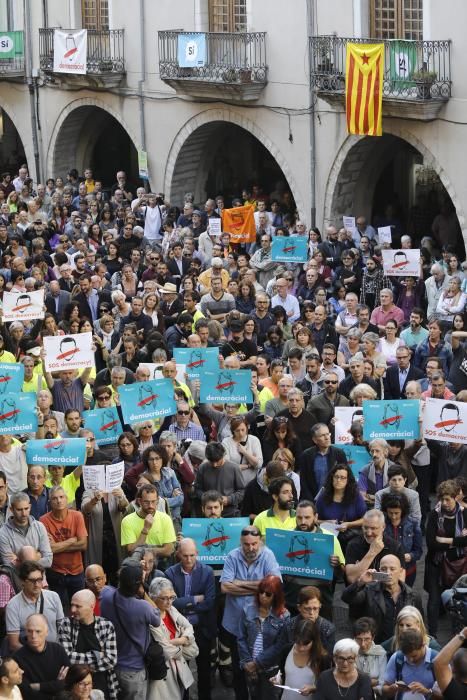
[324, 131, 466, 253]
[166, 112, 303, 214]
[0, 108, 27, 174]
[51, 105, 139, 187]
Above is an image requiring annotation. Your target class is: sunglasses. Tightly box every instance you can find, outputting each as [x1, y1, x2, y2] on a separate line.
[177, 410, 190, 416]
[97, 395, 111, 400]
[324, 380, 338, 384]
[241, 527, 261, 537]
[259, 590, 273, 597]
[274, 416, 289, 424]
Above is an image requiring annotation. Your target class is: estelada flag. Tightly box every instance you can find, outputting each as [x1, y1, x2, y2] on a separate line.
[346, 43, 384, 136]
[222, 204, 256, 243]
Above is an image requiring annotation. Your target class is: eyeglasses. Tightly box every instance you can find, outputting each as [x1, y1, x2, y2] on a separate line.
[177, 410, 190, 416]
[157, 595, 176, 602]
[324, 380, 338, 384]
[333, 474, 348, 480]
[334, 656, 356, 664]
[97, 395, 111, 400]
[26, 577, 43, 584]
[85, 576, 104, 584]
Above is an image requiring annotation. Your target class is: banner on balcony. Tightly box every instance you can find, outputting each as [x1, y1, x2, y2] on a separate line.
[389, 40, 417, 88]
[0, 32, 24, 59]
[53, 29, 87, 75]
[345, 43, 384, 136]
[177, 33, 206, 68]
[222, 205, 256, 243]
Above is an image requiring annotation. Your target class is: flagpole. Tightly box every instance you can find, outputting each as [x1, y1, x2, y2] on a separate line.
[306, 0, 316, 228]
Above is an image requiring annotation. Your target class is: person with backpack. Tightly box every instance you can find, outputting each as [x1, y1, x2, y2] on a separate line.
[382, 629, 441, 698]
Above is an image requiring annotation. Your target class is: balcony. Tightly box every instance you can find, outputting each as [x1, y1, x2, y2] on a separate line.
[310, 36, 451, 121]
[39, 28, 125, 88]
[158, 30, 267, 102]
[0, 31, 25, 81]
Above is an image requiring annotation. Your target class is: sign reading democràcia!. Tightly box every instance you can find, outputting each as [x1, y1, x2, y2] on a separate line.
[332, 444, 370, 479]
[265, 528, 333, 580]
[334, 406, 363, 444]
[118, 378, 177, 424]
[182, 518, 249, 564]
[382, 249, 420, 277]
[363, 399, 420, 440]
[0, 392, 37, 434]
[200, 370, 252, 404]
[0, 363, 24, 395]
[83, 407, 121, 446]
[82, 461, 125, 493]
[423, 397, 467, 444]
[43, 332, 94, 372]
[53, 29, 87, 75]
[271, 236, 309, 263]
[2, 290, 45, 322]
[173, 347, 219, 379]
[26, 438, 87, 466]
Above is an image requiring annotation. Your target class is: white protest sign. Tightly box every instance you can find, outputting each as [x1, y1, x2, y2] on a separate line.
[382, 249, 420, 277]
[423, 397, 467, 444]
[83, 461, 125, 492]
[2, 289, 45, 322]
[53, 29, 87, 75]
[334, 406, 364, 444]
[208, 218, 222, 237]
[141, 363, 186, 384]
[44, 332, 94, 372]
[343, 216, 356, 233]
[378, 226, 392, 245]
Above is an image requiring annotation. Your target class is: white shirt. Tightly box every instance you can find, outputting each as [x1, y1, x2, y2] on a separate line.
[142, 205, 162, 241]
[270, 293, 300, 322]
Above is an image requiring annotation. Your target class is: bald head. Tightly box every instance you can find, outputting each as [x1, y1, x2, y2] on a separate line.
[178, 537, 198, 572]
[379, 554, 404, 587]
[187, 334, 201, 348]
[25, 613, 48, 651]
[71, 589, 96, 624]
[85, 564, 106, 596]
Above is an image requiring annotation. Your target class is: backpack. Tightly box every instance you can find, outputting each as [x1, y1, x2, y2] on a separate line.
[394, 648, 436, 698]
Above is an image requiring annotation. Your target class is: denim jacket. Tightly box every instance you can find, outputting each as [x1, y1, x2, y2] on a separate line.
[384, 515, 423, 562]
[237, 603, 290, 669]
[157, 467, 184, 519]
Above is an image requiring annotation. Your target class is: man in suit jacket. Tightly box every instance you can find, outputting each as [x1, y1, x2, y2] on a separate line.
[384, 346, 424, 400]
[164, 538, 216, 700]
[72, 274, 109, 323]
[318, 225, 346, 269]
[166, 242, 192, 285]
[298, 423, 348, 500]
[45, 281, 71, 321]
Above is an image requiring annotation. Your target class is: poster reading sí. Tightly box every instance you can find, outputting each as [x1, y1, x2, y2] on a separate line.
[0, 392, 37, 434]
[271, 236, 308, 263]
[26, 438, 87, 466]
[363, 400, 420, 440]
[118, 378, 177, 424]
[173, 347, 219, 379]
[265, 529, 333, 580]
[182, 518, 249, 564]
[83, 407, 121, 446]
[200, 370, 252, 404]
[43, 332, 94, 371]
[423, 397, 467, 444]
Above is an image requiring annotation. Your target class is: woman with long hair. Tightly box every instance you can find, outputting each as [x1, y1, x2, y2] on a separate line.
[263, 416, 302, 463]
[315, 464, 367, 552]
[116, 262, 140, 301]
[263, 325, 285, 361]
[395, 275, 425, 324]
[221, 416, 263, 484]
[313, 250, 333, 288]
[113, 432, 140, 473]
[282, 325, 317, 361]
[445, 311, 467, 346]
[236, 280, 256, 314]
[378, 320, 405, 366]
[272, 447, 301, 499]
[381, 605, 441, 657]
[142, 292, 165, 331]
[271, 306, 293, 341]
[238, 575, 290, 698]
[58, 301, 81, 333]
[40, 312, 60, 338]
[381, 492, 423, 587]
[98, 206, 115, 233]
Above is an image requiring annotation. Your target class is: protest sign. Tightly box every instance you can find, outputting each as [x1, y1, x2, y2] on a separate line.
[378, 226, 392, 244]
[82, 461, 125, 493]
[382, 249, 420, 277]
[138, 363, 186, 384]
[173, 347, 219, 379]
[265, 529, 333, 580]
[44, 332, 94, 372]
[208, 218, 222, 237]
[53, 29, 87, 74]
[222, 205, 256, 244]
[343, 216, 356, 234]
[200, 370, 252, 404]
[271, 236, 309, 263]
[119, 378, 177, 424]
[0, 363, 24, 395]
[2, 290, 45, 322]
[363, 399, 420, 440]
[182, 518, 249, 564]
[332, 444, 370, 479]
[83, 407, 121, 446]
[0, 392, 37, 434]
[423, 397, 467, 444]
[26, 438, 86, 466]
[334, 406, 363, 444]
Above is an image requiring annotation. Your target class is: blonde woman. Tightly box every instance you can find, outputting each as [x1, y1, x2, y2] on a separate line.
[349, 383, 378, 406]
[381, 605, 441, 657]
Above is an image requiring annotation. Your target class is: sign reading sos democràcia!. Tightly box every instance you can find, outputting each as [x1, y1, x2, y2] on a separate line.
[26, 438, 87, 466]
[334, 406, 363, 444]
[118, 378, 177, 424]
[83, 407, 121, 446]
[332, 444, 370, 479]
[382, 249, 420, 277]
[182, 518, 249, 564]
[423, 397, 467, 444]
[363, 399, 420, 440]
[266, 529, 333, 580]
[0, 363, 24, 395]
[2, 290, 45, 322]
[271, 236, 309, 263]
[173, 347, 220, 379]
[43, 332, 94, 372]
[0, 392, 37, 434]
[199, 370, 252, 404]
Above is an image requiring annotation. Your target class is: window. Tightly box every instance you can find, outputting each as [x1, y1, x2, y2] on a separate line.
[371, 0, 423, 40]
[81, 0, 109, 30]
[209, 0, 247, 32]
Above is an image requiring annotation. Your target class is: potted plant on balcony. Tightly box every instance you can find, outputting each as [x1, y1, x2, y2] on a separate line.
[412, 69, 437, 99]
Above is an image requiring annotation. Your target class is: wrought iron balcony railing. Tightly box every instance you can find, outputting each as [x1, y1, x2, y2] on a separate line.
[310, 36, 451, 100]
[0, 31, 25, 76]
[158, 30, 267, 85]
[39, 28, 125, 74]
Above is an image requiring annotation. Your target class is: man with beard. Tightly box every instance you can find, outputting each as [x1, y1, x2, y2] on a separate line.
[253, 477, 296, 536]
[400, 308, 429, 351]
[282, 500, 344, 618]
[307, 371, 349, 439]
[299, 423, 348, 500]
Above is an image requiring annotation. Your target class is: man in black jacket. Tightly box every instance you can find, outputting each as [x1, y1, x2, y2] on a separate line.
[384, 346, 425, 400]
[118, 297, 153, 341]
[339, 356, 380, 398]
[298, 424, 348, 500]
[318, 226, 345, 269]
[307, 371, 349, 441]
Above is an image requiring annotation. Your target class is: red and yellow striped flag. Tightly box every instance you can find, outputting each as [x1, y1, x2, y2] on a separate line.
[345, 43, 384, 136]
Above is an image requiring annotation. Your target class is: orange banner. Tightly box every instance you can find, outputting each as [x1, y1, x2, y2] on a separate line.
[222, 205, 256, 243]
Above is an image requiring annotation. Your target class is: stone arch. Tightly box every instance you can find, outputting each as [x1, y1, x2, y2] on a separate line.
[0, 98, 34, 179]
[46, 97, 141, 182]
[323, 125, 467, 251]
[164, 108, 305, 217]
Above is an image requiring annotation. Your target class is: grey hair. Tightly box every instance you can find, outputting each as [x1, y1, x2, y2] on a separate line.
[380, 288, 393, 298]
[333, 639, 359, 657]
[287, 388, 304, 399]
[149, 577, 175, 600]
[363, 509, 385, 526]
[361, 332, 380, 346]
[347, 327, 363, 339]
[431, 263, 443, 275]
[49, 485, 66, 498]
[11, 492, 30, 506]
[159, 431, 177, 444]
[111, 366, 126, 376]
[369, 438, 389, 451]
[349, 384, 377, 401]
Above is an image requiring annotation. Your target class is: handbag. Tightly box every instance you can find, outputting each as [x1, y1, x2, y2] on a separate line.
[113, 593, 167, 681]
[442, 554, 467, 588]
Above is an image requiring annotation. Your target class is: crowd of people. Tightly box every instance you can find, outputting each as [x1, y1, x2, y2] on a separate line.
[0, 165, 464, 699]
